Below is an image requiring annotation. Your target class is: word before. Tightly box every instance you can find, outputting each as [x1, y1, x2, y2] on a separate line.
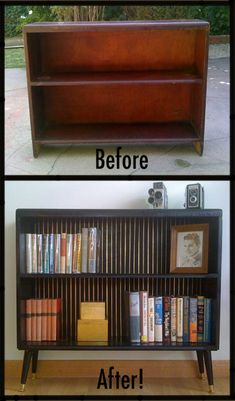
[97, 366, 143, 389]
[96, 147, 148, 169]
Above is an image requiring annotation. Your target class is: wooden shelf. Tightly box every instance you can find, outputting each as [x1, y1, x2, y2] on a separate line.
[31, 71, 202, 86]
[23, 21, 209, 157]
[35, 122, 199, 145]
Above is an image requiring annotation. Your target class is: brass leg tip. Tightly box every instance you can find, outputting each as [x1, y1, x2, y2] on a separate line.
[20, 384, 25, 392]
[199, 373, 206, 380]
[209, 385, 214, 393]
[32, 373, 36, 380]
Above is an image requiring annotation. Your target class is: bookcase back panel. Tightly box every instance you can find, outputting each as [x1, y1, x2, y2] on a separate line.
[33, 84, 193, 125]
[19, 215, 220, 275]
[27, 30, 200, 78]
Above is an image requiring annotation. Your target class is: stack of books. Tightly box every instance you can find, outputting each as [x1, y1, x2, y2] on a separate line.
[25, 228, 100, 274]
[21, 298, 61, 341]
[127, 292, 212, 344]
[77, 302, 108, 341]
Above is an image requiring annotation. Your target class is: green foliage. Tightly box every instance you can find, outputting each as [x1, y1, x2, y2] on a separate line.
[5, 5, 230, 38]
[5, 48, 25, 68]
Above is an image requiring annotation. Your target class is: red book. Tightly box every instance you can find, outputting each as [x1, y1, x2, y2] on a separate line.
[41, 299, 47, 341]
[26, 299, 32, 341]
[31, 299, 37, 341]
[47, 299, 52, 341]
[51, 299, 61, 341]
[36, 299, 42, 341]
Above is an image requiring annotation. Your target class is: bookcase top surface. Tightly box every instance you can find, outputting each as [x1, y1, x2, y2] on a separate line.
[23, 19, 209, 33]
[16, 208, 222, 219]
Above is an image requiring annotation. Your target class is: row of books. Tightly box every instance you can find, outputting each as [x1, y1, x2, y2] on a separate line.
[25, 228, 100, 274]
[21, 298, 61, 341]
[128, 293, 212, 344]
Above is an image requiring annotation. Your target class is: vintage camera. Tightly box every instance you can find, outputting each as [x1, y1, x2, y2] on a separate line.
[185, 183, 204, 209]
[147, 182, 168, 209]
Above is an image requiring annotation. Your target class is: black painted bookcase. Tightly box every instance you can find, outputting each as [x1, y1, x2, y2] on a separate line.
[16, 209, 222, 393]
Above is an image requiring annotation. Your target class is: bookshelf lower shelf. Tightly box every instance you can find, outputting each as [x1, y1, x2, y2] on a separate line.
[19, 340, 218, 351]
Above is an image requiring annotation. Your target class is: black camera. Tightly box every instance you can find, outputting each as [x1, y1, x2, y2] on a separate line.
[147, 182, 168, 209]
[185, 183, 204, 209]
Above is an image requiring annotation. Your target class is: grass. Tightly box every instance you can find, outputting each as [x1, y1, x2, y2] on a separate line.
[5, 48, 25, 68]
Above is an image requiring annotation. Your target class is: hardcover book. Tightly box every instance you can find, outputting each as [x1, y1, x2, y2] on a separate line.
[140, 291, 148, 343]
[49, 234, 54, 274]
[43, 234, 50, 274]
[163, 296, 171, 343]
[37, 234, 43, 274]
[129, 292, 140, 343]
[197, 296, 205, 342]
[183, 296, 190, 343]
[26, 233, 32, 273]
[148, 297, 155, 342]
[31, 234, 37, 274]
[170, 297, 177, 342]
[154, 296, 163, 342]
[189, 298, 198, 342]
[60, 233, 66, 274]
[54, 234, 61, 273]
[176, 297, 183, 343]
[81, 228, 88, 273]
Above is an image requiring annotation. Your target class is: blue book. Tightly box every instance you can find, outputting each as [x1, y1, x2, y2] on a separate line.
[49, 234, 54, 274]
[129, 292, 140, 343]
[183, 296, 189, 343]
[43, 234, 49, 273]
[204, 298, 212, 343]
[154, 297, 163, 342]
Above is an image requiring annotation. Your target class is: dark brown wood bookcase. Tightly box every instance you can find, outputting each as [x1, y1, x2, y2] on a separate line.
[16, 209, 222, 393]
[23, 21, 209, 157]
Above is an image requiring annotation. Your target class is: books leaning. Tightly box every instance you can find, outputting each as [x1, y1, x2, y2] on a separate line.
[25, 228, 100, 274]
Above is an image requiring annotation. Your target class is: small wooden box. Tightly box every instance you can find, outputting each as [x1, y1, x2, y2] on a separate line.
[77, 319, 108, 341]
[80, 302, 105, 320]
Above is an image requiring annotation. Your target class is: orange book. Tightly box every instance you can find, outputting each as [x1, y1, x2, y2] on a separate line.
[47, 299, 52, 341]
[51, 299, 61, 341]
[41, 299, 47, 341]
[31, 299, 37, 341]
[36, 299, 42, 341]
[26, 299, 32, 341]
[189, 298, 198, 342]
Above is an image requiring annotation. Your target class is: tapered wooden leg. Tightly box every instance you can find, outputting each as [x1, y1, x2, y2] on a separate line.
[196, 350, 205, 380]
[20, 350, 33, 391]
[33, 142, 40, 158]
[203, 350, 214, 393]
[193, 141, 203, 156]
[32, 350, 39, 379]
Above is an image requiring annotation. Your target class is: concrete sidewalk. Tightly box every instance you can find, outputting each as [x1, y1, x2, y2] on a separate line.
[5, 57, 230, 176]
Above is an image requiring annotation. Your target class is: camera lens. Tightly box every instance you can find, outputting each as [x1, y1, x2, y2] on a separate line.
[155, 191, 162, 200]
[190, 195, 197, 204]
[148, 196, 155, 204]
[148, 188, 154, 196]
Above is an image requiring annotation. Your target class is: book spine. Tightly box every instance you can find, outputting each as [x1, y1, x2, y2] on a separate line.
[47, 299, 52, 341]
[37, 234, 43, 274]
[72, 234, 78, 273]
[88, 228, 97, 273]
[176, 297, 183, 343]
[189, 298, 198, 342]
[140, 291, 148, 343]
[197, 296, 205, 342]
[76, 233, 82, 273]
[129, 292, 140, 343]
[43, 234, 49, 274]
[20, 300, 26, 341]
[51, 299, 59, 341]
[163, 296, 171, 343]
[49, 234, 54, 274]
[41, 299, 47, 341]
[204, 298, 212, 343]
[66, 234, 73, 274]
[26, 299, 32, 341]
[31, 299, 37, 341]
[81, 228, 88, 273]
[96, 229, 101, 273]
[154, 297, 163, 342]
[26, 234, 32, 274]
[54, 234, 61, 274]
[183, 296, 189, 343]
[148, 297, 155, 343]
[170, 297, 177, 342]
[31, 234, 37, 273]
[36, 299, 42, 341]
[60, 233, 66, 274]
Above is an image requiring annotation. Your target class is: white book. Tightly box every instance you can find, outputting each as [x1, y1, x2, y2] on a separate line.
[26, 233, 32, 273]
[177, 297, 184, 342]
[31, 234, 37, 273]
[54, 234, 61, 273]
[66, 234, 73, 274]
[154, 297, 163, 342]
[81, 228, 88, 273]
[148, 297, 155, 343]
[37, 234, 43, 273]
[171, 297, 177, 342]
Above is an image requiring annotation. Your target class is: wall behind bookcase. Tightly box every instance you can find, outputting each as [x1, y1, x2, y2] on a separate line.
[5, 180, 230, 361]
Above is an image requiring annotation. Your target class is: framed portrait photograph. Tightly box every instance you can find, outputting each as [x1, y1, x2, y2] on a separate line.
[170, 224, 209, 273]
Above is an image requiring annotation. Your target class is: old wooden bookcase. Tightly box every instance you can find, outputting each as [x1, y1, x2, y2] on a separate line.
[23, 21, 209, 157]
[16, 209, 221, 392]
